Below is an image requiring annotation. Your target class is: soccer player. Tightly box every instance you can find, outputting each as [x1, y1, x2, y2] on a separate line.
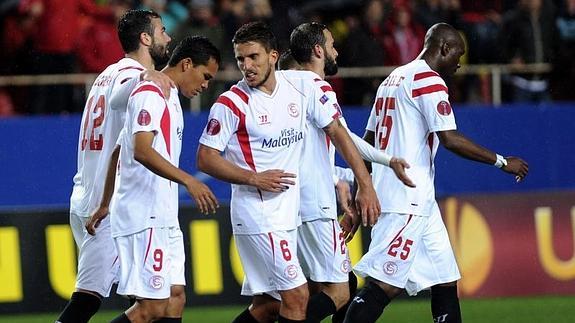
[88, 36, 220, 323]
[196, 22, 380, 323]
[287, 22, 415, 323]
[343, 23, 529, 323]
[57, 9, 173, 323]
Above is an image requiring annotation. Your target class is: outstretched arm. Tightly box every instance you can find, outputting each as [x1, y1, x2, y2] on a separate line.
[363, 130, 416, 187]
[324, 119, 380, 226]
[437, 130, 529, 181]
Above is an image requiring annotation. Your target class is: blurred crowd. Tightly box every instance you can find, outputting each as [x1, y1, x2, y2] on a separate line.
[0, 0, 574, 116]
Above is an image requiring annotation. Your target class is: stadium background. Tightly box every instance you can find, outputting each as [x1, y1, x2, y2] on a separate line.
[1, 0, 575, 321]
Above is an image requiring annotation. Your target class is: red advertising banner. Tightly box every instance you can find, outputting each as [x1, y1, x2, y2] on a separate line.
[438, 191, 575, 297]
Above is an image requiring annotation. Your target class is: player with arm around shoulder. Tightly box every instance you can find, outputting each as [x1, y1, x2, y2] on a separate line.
[90, 36, 220, 323]
[56, 9, 174, 323]
[343, 23, 528, 323]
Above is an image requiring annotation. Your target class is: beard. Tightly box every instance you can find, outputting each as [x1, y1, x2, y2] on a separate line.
[252, 63, 273, 88]
[149, 42, 170, 66]
[324, 55, 338, 76]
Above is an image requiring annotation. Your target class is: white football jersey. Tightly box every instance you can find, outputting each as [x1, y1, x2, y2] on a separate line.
[199, 70, 340, 234]
[111, 83, 184, 237]
[366, 59, 457, 216]
[70, 58, 145, 217]
[298, 72, 348, 222]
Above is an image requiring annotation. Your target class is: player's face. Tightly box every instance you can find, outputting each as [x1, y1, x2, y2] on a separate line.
[180, 58, 219, 99]
[443, 36, 465, 76]
[234, 41, 278, 88]
[322, 29, 338, 76]
[149, 17, 172, 66]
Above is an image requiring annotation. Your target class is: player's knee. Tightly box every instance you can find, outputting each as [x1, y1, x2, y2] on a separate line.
[170, 285, 186, 311]
[281, 285, 309, 313]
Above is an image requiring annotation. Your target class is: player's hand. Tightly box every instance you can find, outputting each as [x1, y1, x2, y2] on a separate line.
[141, 70, 175, 99]
[355, 186, 381, 227]
[390, 157, 416, 188]
[340, 211, 360, 243]
[248, 169, 296, 193]
[335, 179, 354, 216]
[86, 206, 109, 236]
[502, 156, 529, 182]
[185, 177, 219, 215]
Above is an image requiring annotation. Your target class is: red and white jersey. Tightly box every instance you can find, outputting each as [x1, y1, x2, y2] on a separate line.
[199, 70, 340, 234]
[366, 59, 457, 216]
[111, 83, 184, 237]
[70, 58, 145, 217]
[298, 71, 348, 222]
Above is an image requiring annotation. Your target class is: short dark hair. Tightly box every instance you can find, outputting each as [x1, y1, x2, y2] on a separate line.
[117, 9, 160, 53]
[289, 22, 327, 64]
[278, 49, 300, 70]
[167, 35, 221, 67]
[232, 21, 278, 52]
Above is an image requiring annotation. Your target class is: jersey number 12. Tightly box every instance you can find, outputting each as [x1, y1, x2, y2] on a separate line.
[81, 95, 106, 151]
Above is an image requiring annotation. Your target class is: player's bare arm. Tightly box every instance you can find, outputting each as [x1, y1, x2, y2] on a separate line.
[363, 130, 416, 187]
[197, 144, 296, 193]
[86, 145, 120, 236]
[437, 129, 529, 181]
[324, 119, 380, 227]
[134, 131, 219, 214]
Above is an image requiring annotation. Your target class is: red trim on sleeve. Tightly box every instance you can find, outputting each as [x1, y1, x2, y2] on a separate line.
[414, 71, 440, 81]
[412, 84, 448, 98]
[118, 66, 144, 72]
[160, 106, 171, 157]
[131, 84, 165, 99]
[231, 86, 249, 104]
[216, 96, 257, 171]
[320, 85, 334, 93]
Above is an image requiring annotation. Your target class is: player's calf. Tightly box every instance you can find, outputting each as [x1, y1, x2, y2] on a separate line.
[342, 281, 397, 323]
[332, 272, 358, 323]
[55, 291, 102, 323]
[431, 283, 462, 323]
[278, 284, 309, 322]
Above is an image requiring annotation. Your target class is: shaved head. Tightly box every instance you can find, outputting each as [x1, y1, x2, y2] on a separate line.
[424, 23, 464, 50]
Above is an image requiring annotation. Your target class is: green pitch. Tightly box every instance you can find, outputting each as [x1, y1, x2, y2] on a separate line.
[1, 296, 574, 322]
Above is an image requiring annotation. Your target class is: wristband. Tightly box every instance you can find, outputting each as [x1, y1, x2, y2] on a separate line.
[494, 154, 507, 168]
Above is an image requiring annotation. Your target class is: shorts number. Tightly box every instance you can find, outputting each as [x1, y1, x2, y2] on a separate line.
[280, 240, 292, 261]
[375, 97, 395, 150]
[339, 232, 347, 255]
[387, 237, 413, 260]
[81, 95, 106, 151]
[153, 249, 163, 271]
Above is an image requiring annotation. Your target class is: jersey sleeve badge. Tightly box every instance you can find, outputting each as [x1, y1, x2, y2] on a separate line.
[137, 109, 152, 126]
[436, 101, 452, 116]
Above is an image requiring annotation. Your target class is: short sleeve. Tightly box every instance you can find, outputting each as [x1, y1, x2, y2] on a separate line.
[306, 79, 340, 129]
[109, 67, 144, 110]
[411, 73, 456, 132]
[128, 83, 166, 135]
[198, 95, 239, 152]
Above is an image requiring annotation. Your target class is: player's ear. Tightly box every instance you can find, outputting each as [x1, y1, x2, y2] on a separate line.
[181, 58, 193, 72]
[313, 44, 322, 58]
[140, 32, 152, 47]
[269, 49, 279, 65]
[440, 41, 450, 57]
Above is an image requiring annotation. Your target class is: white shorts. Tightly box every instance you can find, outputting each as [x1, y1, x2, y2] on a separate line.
[70, 213, 119, 297]
[298, 219, 351, 283]
[354, 204, 460, 296]
[114, 227, 186, 299]
[235, 230, 307, 300]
